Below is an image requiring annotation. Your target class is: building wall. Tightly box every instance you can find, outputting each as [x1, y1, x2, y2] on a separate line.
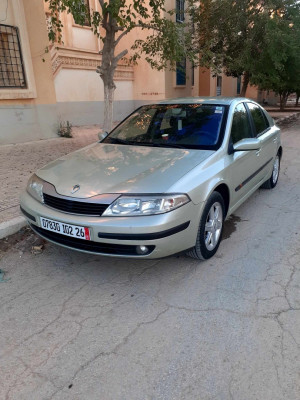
[0, 0, 199, 144]
[222, 75, 239, 97]
[0, 0, 58, 144]
[198, 67, 279, 104]
[50, 0, 199, 126]
[198, 69, 240, 98]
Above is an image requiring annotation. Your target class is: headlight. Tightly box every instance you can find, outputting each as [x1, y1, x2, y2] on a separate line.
[102, 194, 190, 216]
[27, 174, 44, 203]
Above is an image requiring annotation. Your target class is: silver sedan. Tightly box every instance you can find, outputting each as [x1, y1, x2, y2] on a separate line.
[20, 97, 282, 259]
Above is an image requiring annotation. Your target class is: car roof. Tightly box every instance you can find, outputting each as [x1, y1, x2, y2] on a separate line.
[158, 96, 249, 106]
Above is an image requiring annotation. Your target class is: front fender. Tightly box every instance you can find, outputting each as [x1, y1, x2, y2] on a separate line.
[168, 155, 227, 205]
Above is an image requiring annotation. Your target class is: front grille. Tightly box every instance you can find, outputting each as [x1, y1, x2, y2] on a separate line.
[30, 224, 155, 256]
[43, 193, 109, 216]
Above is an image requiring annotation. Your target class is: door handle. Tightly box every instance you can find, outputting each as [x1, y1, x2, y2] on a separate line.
[256, 149, 261, 156]
[273, 137, 277, 143]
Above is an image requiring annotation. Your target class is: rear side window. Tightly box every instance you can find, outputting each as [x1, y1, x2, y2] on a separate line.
[247, 103, 268, 136]
[230, 103, 253, 144]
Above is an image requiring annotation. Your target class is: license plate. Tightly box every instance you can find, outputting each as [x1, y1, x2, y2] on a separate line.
[40, 217, 90, 240]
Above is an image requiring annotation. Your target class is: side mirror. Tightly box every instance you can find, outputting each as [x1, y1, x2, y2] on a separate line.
[233, 138, 261, 152]
[98, 131, 109, 142]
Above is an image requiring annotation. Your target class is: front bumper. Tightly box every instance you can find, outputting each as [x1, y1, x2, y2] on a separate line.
[20, 191, 204, 259]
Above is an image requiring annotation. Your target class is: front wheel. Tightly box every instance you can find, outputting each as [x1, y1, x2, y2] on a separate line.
[261, 153, 280, 189]
[187, 192, 225, 260]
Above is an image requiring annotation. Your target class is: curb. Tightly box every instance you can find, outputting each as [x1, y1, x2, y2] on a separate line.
[0, 216, 27, 240]
[272, 111, 300, 125]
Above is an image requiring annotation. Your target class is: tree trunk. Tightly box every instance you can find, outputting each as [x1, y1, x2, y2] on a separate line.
[97, 17, 117, 133]
[240, 71, 250, 97]
[103, 83, 115, 133]
[97, 11, 128, 132]
[279, 93, 288, 111]
[296, 94, 300, 107]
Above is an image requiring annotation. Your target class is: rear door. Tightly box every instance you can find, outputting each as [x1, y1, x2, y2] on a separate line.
[246, 102, 277, 183]
[227, 103, 261, 206]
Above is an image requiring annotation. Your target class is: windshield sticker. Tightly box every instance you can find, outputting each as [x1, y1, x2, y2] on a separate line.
[178, 120, 183, 130]
[215, 110, 223, 114]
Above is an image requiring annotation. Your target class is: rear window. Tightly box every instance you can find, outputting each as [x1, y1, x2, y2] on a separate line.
[247, 103, 268, 136]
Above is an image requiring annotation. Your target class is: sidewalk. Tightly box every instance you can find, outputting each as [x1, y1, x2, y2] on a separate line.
[1, 110, 299, 238]
[0, 125, 99, 238]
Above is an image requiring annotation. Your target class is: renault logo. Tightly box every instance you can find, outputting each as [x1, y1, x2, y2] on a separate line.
[71, 184, 80, 194]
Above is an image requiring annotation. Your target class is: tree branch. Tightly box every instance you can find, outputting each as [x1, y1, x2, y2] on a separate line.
[113, 49, 128, 66]
[114, 24, 162, 47]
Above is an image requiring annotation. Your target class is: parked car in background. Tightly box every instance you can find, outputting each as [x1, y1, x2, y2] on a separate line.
[20, 97, 282, 260]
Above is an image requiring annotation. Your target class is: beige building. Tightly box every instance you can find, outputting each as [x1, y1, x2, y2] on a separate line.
[0, 0, 57, 143]
[0, 0, 199, 144]
[198, 67, 278, 105]
[0, 0, 274, 145]
[47, 0, 199, 124]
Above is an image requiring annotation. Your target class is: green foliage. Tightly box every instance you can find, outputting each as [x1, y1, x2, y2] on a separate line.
[250, 2, 300, 100]
[193, 0, 300, 99]
[45, 0, 196, 68]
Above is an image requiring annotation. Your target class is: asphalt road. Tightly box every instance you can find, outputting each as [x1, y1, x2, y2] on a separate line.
[1, 119, 300, 400]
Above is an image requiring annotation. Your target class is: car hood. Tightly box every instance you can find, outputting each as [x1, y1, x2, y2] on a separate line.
[37, 143, 214, 198]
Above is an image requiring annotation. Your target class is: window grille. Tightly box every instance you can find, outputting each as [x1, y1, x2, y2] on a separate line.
[0, 24, 26, 89]
[176, 0, 185, 22]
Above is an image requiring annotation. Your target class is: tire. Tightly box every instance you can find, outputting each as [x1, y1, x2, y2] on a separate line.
[261, 153, 280, 189]
[187, 192, 225, 260]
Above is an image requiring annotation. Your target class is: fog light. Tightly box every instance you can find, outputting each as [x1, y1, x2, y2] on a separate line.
[136, 245, 149, 255]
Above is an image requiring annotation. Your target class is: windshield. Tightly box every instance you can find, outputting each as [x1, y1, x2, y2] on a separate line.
[104, 104, 227, 150]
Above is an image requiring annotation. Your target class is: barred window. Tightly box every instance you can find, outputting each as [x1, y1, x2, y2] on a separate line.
[0, 25, 26, 89]
[82, 0, 91, 26]
[73, 0, 91, 27]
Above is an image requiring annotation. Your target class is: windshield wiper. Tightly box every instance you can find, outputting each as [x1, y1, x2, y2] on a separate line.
[106, 137, 129, 145]
[156, 143, 187, 149]
[129, 141, 188, 149]
[107, 138, 187, 149]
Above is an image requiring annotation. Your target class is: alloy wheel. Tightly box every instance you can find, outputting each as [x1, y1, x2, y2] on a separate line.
[204, 202, 223, 251]
[272, 155, 280, 185]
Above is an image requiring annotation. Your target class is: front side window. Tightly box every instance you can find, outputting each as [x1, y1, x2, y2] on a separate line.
[247, 103, 268, 136]
[0, 24, 26, 88]
[230, 103, 252, 144]
[176, 0, 185, 22]
[104, 104, 227, 150]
